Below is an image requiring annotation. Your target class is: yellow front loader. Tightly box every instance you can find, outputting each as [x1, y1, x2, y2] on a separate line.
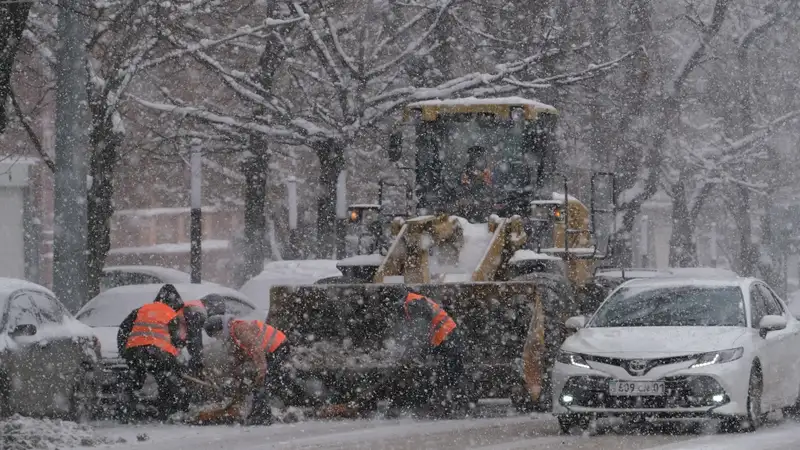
[269, 97, 617, 412]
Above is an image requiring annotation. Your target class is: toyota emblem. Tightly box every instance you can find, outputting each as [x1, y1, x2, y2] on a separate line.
[628, 359, 648, 374]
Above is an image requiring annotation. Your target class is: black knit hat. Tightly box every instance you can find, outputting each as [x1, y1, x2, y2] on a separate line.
[155, 284, 184, 311]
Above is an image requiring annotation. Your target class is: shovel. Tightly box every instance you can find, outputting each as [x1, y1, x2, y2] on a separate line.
[191, 379, 251, 425]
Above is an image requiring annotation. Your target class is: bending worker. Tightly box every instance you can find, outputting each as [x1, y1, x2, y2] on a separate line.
[384, 285, 468, 418]
[176, 293, 227, 377]
[116, 284, 187, 421]
[203, 315, 290, 425]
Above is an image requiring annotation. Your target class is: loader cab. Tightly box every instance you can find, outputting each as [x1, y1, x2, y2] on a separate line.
[388, 97, 559, 222]
[343, 204, 383, 257]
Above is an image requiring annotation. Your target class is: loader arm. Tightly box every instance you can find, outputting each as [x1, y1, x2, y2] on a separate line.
[472, 216, 527, 282]
[373, 222, 409, 283]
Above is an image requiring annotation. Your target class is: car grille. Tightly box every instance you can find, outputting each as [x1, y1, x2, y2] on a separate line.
[561, 375, 727, 409]
[582, 354, 699, 376]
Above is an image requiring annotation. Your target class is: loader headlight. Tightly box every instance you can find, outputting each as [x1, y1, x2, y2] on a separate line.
[556, 350, 590, 369]
[690, 347, 743, 369]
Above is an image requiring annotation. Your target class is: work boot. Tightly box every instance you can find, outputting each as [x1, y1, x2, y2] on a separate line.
[245, 407, 274, 426]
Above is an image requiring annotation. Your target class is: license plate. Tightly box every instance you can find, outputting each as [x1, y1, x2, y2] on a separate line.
[608, 380, 666, 396]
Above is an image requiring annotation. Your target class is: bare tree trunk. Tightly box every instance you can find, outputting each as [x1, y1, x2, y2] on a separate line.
[732, 185, 758, 275]
[234, 17, 296, 283]
[733, 16, 765, 277]
[650, 0, 729, 268]
[609, 0, 653, 265]
[667, 179, 697, 267]
[86, 96, 123, 299]
[239, 145, 269, 285]
[315, 139, 344, 258]
[0, 1, 31, 133]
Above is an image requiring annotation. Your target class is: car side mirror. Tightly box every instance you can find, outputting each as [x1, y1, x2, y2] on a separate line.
[388, 132, 402, 162]
[11, 324, 37, 337]
[565, 316, 586, 331]
[759, 315, 787, 336]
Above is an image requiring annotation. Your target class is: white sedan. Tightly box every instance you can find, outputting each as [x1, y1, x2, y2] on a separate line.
[552, 277, 800, 433]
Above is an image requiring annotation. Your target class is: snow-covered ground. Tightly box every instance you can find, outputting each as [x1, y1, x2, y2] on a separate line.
[0, 415, 122, 450]
[6, 413, 794, 450]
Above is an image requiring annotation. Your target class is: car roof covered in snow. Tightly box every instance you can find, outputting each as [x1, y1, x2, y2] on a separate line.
[0, 277, 55, 298]
[103, 265, 221, 286]
[0, 278, 58, 329]
[76, 283, 254, 327]
[240, 260, 343, 314]
[86, 283, 248, 303]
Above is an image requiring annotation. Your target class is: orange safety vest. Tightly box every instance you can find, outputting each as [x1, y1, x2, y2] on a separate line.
[177, 300, 206, 341]
[461, 168, 492, 186]
[230, 320, 287, 356]
[125, 302, 179, 356]
[403, 293, 457, 347]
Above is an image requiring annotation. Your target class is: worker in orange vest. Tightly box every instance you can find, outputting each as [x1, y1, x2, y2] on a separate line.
[385, 285, 468, 418]
[204, 315, 291, 425]
[116, 284, 187, 421]
[175, 293, 227, 377]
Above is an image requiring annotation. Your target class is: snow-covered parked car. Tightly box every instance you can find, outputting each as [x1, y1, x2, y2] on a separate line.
[0, 278, 101, 419]
[74, 283, 262, 409]
[101, 265, 220, 292]
[240, 259, 343, 314]
[552, 277, 800, 433]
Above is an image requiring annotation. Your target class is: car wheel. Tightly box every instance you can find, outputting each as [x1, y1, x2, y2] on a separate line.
[557, 414, 588, 434]
[69, 364, 98, 423]
[721, 367, 762, 433]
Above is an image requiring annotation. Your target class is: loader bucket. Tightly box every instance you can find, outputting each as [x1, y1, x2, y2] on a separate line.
[269, 276, 576, 408]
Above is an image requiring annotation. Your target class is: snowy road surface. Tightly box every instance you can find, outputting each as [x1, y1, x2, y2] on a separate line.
[65, 415, 800, 450]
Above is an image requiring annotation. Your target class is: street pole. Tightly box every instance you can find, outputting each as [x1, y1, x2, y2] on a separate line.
[710, 222, 718, 268]
[287, 176, 298, 259]
[52, 0, 90, 311]
[335, 170, 348, 259]
[640, 215, 649, 268]
[190, 141, 202, 283]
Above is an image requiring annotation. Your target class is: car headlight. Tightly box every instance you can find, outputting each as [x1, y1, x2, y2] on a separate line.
[690, 347, 744, 369]
[556, 350, 590, 369]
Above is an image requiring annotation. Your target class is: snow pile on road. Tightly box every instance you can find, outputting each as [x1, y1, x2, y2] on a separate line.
[0, 415, 122, 450]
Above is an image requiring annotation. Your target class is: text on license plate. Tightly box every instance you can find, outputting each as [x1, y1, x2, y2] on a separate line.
[608, 381, 666, 396]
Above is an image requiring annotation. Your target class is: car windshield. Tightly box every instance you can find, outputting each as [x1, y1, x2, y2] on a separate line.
[588, 285, 746, 328]
[76, 293, 153, 327]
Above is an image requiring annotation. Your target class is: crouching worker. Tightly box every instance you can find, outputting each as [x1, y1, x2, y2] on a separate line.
[384, 285, 469, 418]
[204, 315, 290, 425]
[175, 293, 227, 377]
[116, 284, 187, 421]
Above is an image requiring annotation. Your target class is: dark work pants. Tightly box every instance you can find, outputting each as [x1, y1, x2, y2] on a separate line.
[389, 332, 468, 418]
[184, 312, 206, 377]
[121, 346, 187, 421]
[248, 344, 295, 424]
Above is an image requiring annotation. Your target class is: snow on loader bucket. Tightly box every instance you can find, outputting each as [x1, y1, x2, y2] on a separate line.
[269, 276, 577, 413]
